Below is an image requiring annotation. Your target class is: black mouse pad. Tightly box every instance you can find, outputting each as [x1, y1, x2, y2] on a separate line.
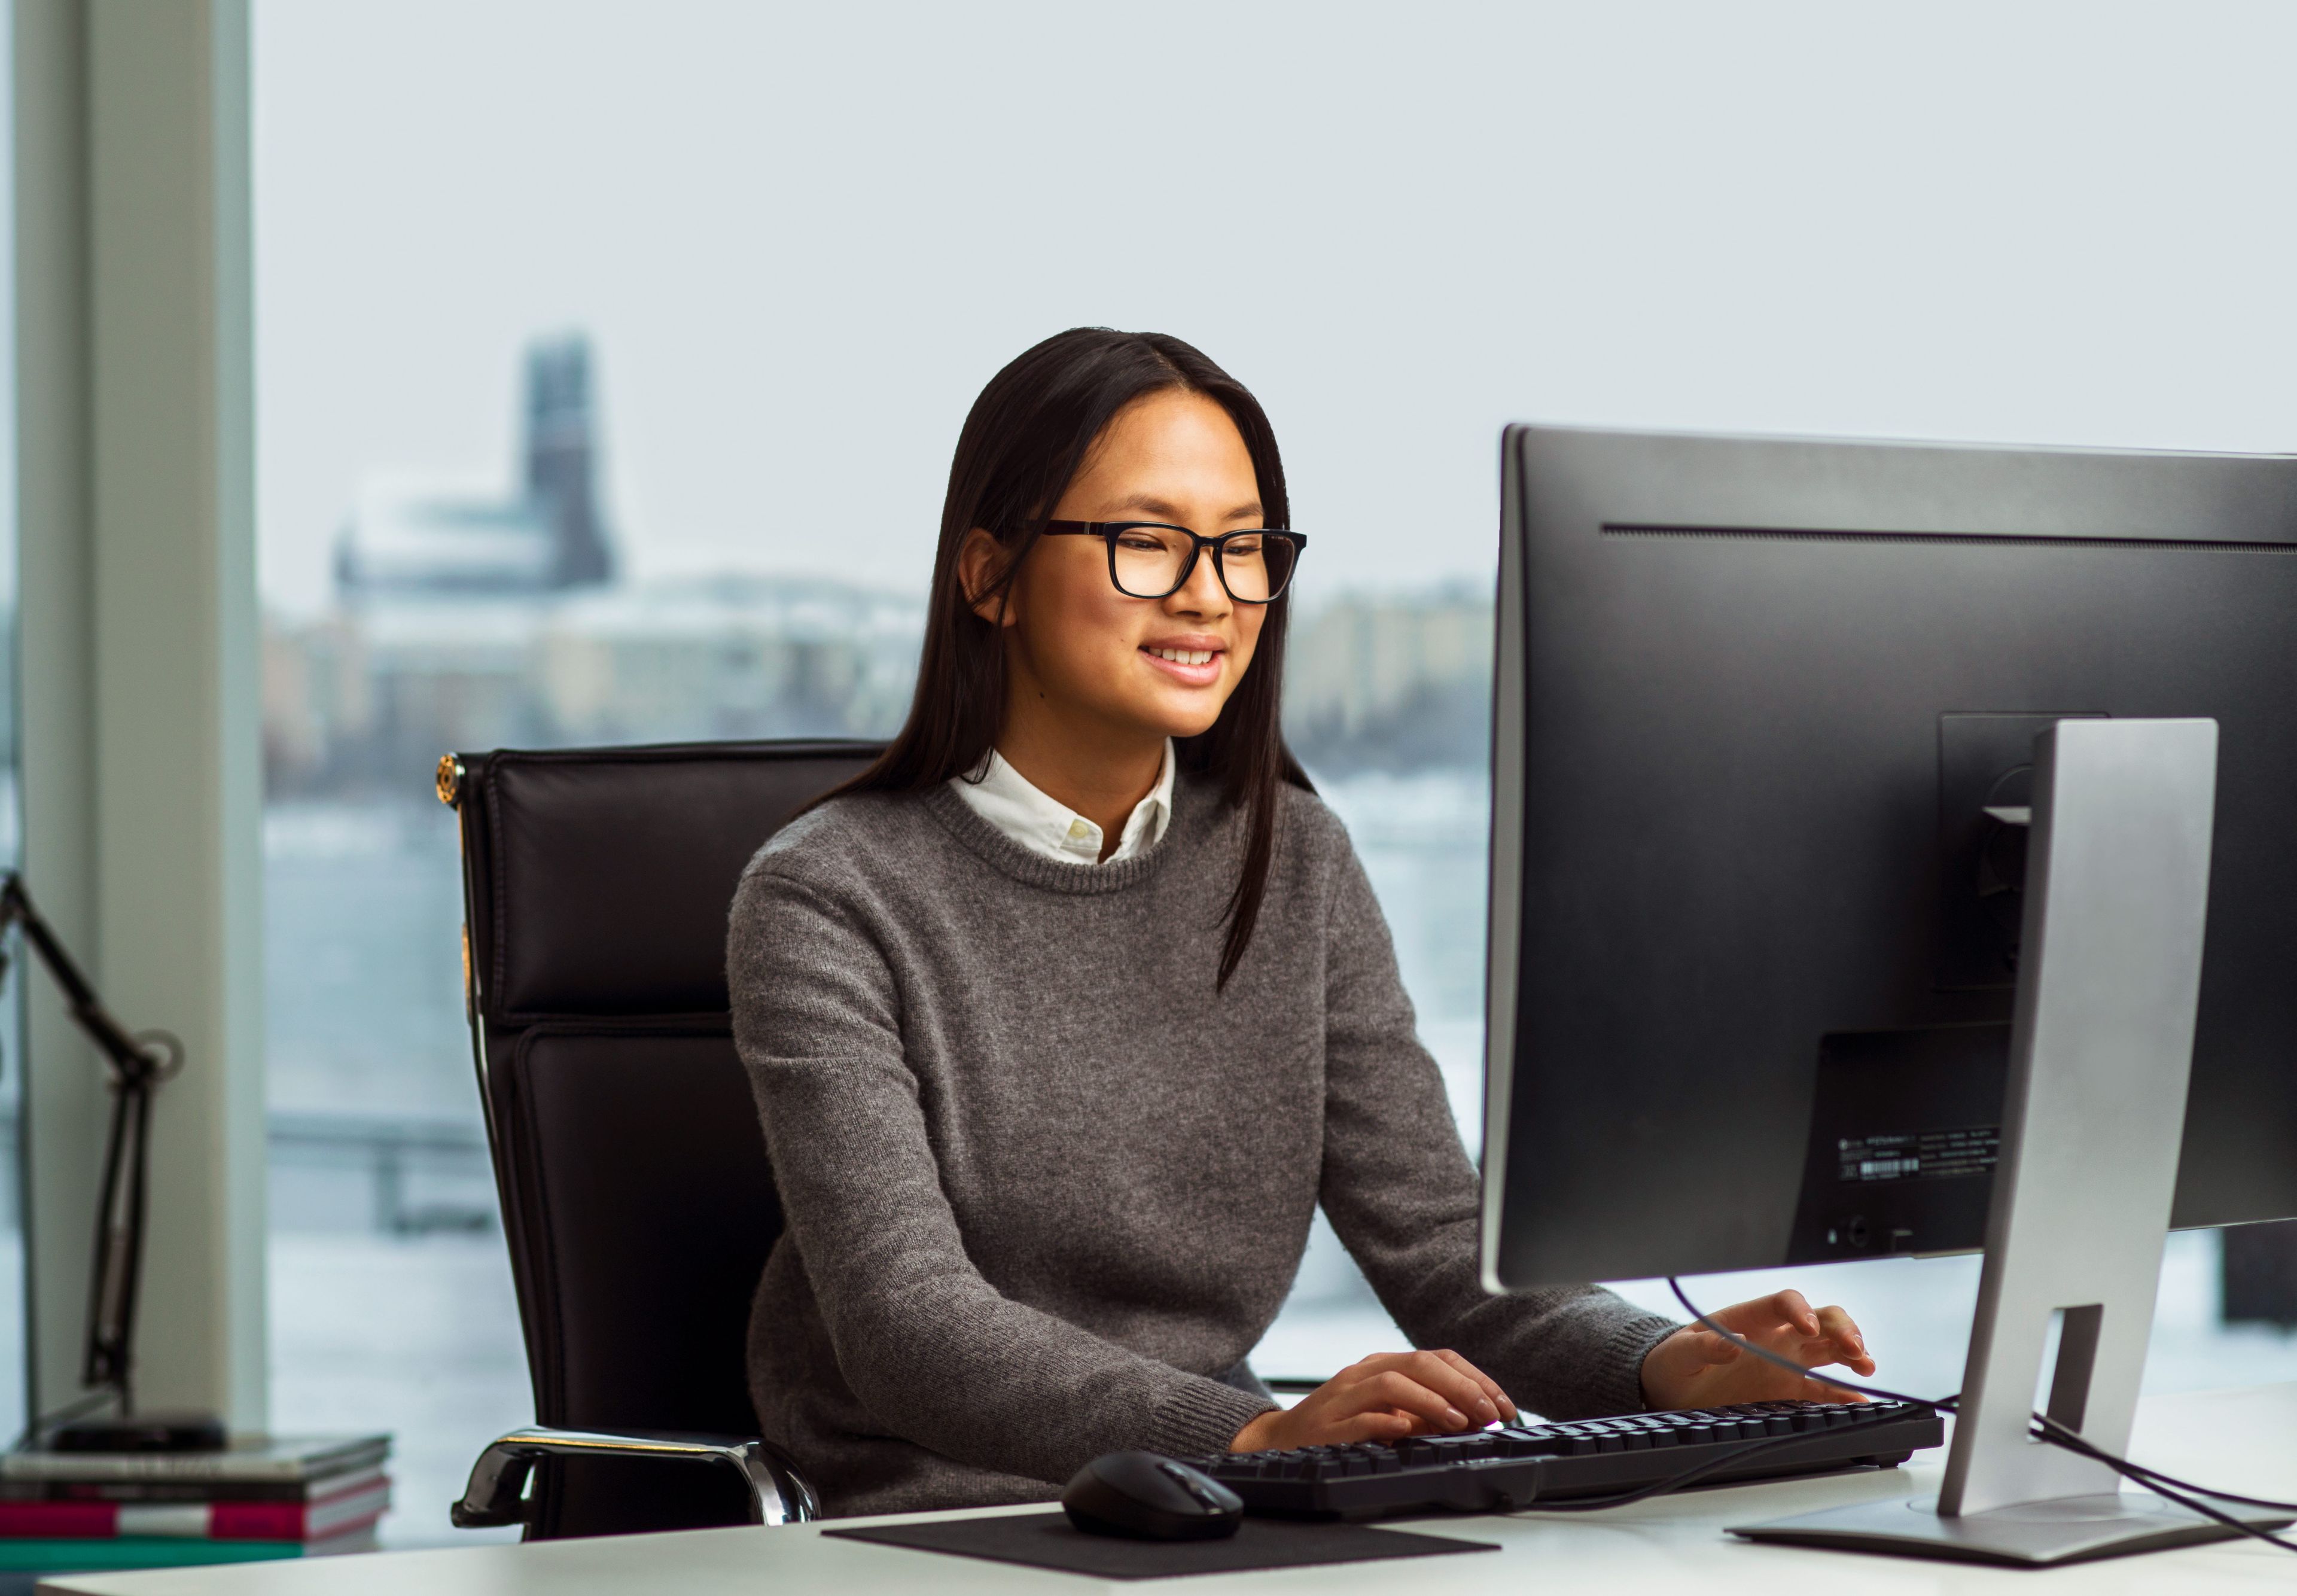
[827, 1510, 1498, 1580]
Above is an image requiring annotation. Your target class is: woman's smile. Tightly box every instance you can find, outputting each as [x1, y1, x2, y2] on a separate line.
[1140, 633, 1226, 687]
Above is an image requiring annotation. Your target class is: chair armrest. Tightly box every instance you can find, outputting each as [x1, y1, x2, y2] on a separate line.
[452, 1425, 820, 1529]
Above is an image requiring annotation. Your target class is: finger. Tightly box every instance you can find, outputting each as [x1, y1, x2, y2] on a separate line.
[1332, 1354, 1391, 1385]
[1360, 1353, 1497, 1427]
[1812, 1305, 1872, 1366]
[1802, 1372, 1872, 1403]
[1431, 1350, 1518, 1423]
[1766, 1289, 1821, 1337]
[1817, 1342, 1879, 1377]
[1769, 1315, 1876, 1379]
[1683, 1329, 1742, 1368]
[1355, 1369, 1474, 1432]
[1424, 1350, 1516, 1424]
[1320, 1409, 1418, 1445]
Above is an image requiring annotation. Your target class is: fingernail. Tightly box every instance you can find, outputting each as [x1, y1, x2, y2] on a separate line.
[1443, 1408, 1469, 1430]
[1475, 1397, 1497, 1422]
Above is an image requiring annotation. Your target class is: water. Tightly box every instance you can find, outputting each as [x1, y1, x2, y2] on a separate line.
[263, 800, 523, 1545]
[264, 802, 474, 1122]
[263, 772, 2295, 1546]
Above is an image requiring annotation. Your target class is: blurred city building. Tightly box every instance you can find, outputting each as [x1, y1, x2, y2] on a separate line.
[333, 334, 613, 601]
[264, 334, 924, 795]
[1282, 583, 1494, 774]
[264, 334, 1498, 797]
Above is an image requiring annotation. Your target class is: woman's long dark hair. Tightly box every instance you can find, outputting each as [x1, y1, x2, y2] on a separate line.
[825, 327, 1311, 987]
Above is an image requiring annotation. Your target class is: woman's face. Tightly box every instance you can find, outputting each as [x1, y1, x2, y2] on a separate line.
[971, 389, 1269, 747]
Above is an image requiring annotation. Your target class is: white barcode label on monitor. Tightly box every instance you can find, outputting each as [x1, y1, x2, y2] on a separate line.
[1837, 1126, 1998, 1184]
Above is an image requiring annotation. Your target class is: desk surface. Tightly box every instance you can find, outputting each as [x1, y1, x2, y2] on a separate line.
[44, 1383, 2297, 1594]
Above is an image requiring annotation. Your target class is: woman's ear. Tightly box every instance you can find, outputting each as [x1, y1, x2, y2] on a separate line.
[957, 529, 1019, 628]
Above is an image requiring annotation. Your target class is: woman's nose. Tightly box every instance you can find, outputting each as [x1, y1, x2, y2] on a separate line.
[1166, 548, 1230, 616]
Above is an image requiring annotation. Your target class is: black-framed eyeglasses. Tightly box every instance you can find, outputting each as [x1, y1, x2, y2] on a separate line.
[1039, 521, 1306, 604]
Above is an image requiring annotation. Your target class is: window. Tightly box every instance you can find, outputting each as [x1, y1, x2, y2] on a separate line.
[254, 2, 2296, 1543]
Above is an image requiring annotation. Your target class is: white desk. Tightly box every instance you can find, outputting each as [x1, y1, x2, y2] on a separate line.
[44, 1383, 2297, 1595]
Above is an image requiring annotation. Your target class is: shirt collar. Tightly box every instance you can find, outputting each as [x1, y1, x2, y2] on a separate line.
[953, 739, 1175, 867]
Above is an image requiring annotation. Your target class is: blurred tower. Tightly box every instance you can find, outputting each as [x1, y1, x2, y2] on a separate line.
[523, 333, 614, 589]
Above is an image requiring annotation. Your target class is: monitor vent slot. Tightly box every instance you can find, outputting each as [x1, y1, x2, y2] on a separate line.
[1604, 523, 2297, 555]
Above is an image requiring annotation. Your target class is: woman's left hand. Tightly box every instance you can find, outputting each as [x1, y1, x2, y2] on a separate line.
[1640, 1289, 1876, 1411]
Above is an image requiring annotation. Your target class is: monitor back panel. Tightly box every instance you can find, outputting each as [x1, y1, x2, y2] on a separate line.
[1485, 427, 2297, 1289]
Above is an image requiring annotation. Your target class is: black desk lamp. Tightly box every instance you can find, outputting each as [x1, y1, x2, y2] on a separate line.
[0, 871, 223, 1452]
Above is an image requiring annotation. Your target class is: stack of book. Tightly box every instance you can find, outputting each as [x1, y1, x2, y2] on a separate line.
[0, 1435, 390, 1574]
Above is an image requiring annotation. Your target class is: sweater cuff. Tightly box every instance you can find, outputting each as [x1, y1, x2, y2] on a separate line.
[1604, 1314, 1684, 1415]
[1142, 1376, 1277, 1460]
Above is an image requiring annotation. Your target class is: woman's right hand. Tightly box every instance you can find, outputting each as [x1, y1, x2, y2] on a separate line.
[1229, 1350, 1516, 1452]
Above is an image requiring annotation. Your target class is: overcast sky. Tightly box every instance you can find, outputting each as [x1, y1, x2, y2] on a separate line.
[253, 0, 2297, 617]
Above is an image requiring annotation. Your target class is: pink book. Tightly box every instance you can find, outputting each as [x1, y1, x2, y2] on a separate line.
[0, 1477, 389, 1541]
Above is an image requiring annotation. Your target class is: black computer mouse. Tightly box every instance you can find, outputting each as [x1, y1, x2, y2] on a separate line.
[1061, 1451, 1243, 1540]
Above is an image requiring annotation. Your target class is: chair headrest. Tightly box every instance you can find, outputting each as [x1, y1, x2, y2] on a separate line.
[459, 741, 882, 1019]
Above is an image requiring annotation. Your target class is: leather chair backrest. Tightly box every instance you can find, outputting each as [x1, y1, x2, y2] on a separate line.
[446, 740, 881, 1537]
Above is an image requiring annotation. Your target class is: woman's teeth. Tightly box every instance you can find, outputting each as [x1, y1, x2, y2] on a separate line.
[1148, 647, 1216, 666]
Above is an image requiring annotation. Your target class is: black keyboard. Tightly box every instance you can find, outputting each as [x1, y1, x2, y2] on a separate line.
[1175, 1399, 1943, 1519]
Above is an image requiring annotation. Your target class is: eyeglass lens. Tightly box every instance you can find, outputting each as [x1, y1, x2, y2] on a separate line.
[1111, 528, 1296, 602]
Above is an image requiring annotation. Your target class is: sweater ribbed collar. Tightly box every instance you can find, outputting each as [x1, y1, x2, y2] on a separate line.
[924, 777, 1206, 895]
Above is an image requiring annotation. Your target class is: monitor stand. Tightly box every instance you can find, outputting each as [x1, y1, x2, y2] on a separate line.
[1732, 717, 2291, 1566]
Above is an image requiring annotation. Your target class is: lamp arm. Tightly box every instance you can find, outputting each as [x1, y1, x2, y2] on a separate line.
[1, 870, 182, 1419]
[0, 872, 171, 1085]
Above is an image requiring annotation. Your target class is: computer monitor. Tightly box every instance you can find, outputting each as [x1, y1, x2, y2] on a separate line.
[1480, 425, 2297, 1563]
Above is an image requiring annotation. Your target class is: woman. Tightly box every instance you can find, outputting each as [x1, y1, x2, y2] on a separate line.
[727, 328, 1875, 1518]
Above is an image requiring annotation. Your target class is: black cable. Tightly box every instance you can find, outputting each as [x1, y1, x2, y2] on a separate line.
[1665, 1277, 2296, 1555]
[2027, 1411, 2297, 1545]
[1665, 1278, 1955, 1412]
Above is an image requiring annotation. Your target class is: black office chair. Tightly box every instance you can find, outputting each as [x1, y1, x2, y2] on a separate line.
[436, 738, 881, 1540]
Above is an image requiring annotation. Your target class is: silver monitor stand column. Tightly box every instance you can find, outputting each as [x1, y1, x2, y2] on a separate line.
[1735, 717, 2291, 1565]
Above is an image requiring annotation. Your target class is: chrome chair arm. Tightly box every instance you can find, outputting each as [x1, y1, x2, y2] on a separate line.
[452, 1424, 820, 1529]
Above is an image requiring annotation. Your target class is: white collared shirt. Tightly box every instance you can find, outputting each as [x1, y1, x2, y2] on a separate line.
[951, 740, 1175, 867]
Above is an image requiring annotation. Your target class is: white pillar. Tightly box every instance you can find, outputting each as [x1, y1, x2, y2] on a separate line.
[14, 0, 264, 1430]
[14, 0, 103, 1431]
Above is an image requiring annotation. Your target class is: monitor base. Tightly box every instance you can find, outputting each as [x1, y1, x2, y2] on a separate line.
[1731, 1493, 2290, 1567]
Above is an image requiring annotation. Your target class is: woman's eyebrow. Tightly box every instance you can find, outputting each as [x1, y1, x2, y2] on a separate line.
[1098, 494, 1265, 523]
[1099, 494, 1189, 521]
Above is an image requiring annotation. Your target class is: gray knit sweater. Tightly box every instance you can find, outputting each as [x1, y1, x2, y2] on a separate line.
[727, 774, 1677, 1518]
